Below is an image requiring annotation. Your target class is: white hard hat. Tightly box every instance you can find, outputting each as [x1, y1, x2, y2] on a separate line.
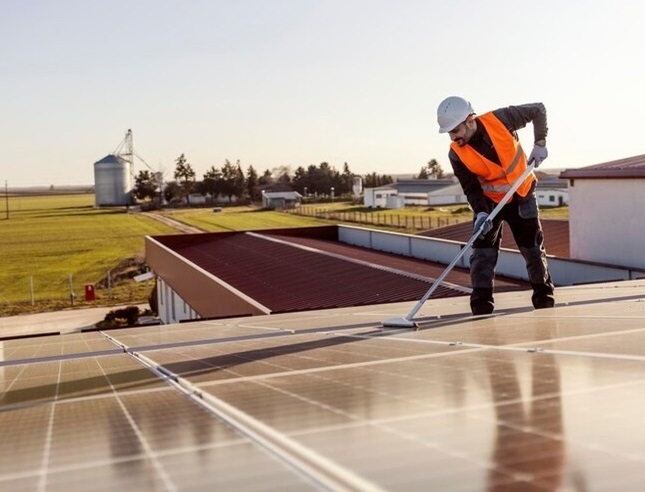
[437, 96, 474, 133]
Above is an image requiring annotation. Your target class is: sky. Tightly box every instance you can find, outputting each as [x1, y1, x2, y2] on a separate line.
[2, 0, 644, 186]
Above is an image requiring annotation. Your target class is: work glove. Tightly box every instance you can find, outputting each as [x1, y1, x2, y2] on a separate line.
[528, 144, 548, 168]
[473, 212, 492, 239]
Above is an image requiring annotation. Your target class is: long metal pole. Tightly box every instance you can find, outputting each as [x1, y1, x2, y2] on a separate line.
[383, 161, 536, 327]
[5, 180, 8, 220]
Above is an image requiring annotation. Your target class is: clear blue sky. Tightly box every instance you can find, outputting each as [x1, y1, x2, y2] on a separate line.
[2, 0, 644, 186]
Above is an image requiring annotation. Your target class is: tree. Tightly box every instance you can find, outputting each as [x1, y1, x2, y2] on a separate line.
[132, 170, 158, 201]
[202, 166, 223, 201]
[427, 158, 445, 179]
[173, 154, 196, 199]
[246, 165, 260, 202]
[315, 162, 333, 194]
[220, 160, 245, 202]
[340, 162, 354, 195]
[292, 166, 307, 194]
[259, 169, 273, 186]
[272, 165, 292, 186]
[234, 161, 246, 200]
[163, 181, 182, 203]
[417, 167, 429, 180]
[363, 172, 393, 188]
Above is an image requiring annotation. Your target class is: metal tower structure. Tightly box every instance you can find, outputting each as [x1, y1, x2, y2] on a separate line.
[113, 129, 135, 181]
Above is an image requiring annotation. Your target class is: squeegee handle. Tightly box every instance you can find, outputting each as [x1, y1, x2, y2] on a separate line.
[402, 160, 536, 321]
[482, 159, 537, 228]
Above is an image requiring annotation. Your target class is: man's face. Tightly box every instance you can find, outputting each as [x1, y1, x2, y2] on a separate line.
[448, 116, 475, 146]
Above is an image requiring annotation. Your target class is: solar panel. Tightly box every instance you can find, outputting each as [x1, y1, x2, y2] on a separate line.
[1, 279, 645, 490]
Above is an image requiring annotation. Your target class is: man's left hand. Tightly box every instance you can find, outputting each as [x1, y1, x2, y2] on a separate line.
[528, 144, 548, 168]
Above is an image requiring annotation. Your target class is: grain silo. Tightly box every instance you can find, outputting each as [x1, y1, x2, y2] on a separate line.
[94, 129, 134, 206]
[94, 154, 132, 206]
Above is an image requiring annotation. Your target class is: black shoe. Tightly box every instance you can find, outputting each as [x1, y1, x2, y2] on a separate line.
[471, 288, 494, 315]
[534, 299, 555, 309]
[471, 305, 494, 316]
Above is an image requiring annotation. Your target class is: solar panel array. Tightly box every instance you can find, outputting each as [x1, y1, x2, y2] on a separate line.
[2, 280, 645, 491]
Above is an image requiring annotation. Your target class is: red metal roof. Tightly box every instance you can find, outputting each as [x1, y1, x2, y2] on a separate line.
[560, 154, 645, 179]
[153, 226, 530, 314]
[267, 232, 527, 293]
[418, 219, 570, 258]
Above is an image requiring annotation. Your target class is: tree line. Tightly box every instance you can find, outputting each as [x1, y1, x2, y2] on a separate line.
[132, 154, 445, 205]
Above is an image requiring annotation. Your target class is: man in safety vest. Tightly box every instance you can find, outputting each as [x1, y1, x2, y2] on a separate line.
[437, 96, 555, 315]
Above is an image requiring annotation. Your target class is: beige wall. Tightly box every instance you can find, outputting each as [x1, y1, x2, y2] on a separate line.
[146, 236, 270, 321]
[569, 179, 645, 269]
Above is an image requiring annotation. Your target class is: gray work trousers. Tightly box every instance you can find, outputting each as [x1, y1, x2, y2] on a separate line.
[469, 191, 554, 314]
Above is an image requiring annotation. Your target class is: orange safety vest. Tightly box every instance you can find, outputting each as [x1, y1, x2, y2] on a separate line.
[450, 112, 535, 203]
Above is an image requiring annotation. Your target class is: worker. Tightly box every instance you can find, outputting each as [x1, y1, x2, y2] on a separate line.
[436, 96, 555, 315]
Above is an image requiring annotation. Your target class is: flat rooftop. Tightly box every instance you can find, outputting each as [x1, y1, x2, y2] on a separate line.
[2, 280, 645, 490]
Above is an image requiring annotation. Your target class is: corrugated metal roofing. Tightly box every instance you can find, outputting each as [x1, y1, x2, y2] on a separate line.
[418, 219, 571, 258]
[266, 232, 528, 293]
[560, 153, 645, 178]
[153, 225, 531, 315]
[160, 231, 464, 313]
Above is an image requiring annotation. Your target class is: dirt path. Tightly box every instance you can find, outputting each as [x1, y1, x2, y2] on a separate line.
[141, 211, 205, 234]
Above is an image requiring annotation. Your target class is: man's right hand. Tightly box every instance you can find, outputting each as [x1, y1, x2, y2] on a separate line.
[474, 212, 492, 239]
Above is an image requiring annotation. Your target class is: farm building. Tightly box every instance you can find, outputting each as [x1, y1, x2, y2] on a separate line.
[262, 191, 302, 209]
[427, 183, 467, 206]
[560, 153, 645, 269]
[364, 178, 456, 208]
[365, 173, 567, 209]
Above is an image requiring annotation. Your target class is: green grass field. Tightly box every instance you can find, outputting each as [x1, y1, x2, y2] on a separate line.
[0, 197, 335, 316]
[160, 202, 568, 237]
[0, 194, 568, 317]
[0, 194, 176, 315]
[159, 205, 331, 232]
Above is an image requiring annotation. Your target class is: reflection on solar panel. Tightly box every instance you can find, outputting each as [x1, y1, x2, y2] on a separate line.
[2, 280, 645, 490]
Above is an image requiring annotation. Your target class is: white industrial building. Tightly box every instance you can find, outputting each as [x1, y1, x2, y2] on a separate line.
[364, 179, 456, 208]
[262, 191, 302, 209]
[365, 173, 568, 209]
[536, 188, 568, 207]
[427, 183, 467, 206]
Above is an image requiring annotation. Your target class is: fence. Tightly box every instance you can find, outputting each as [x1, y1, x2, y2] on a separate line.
[0, 271, 153, 317]
[288, 206, 469, 231]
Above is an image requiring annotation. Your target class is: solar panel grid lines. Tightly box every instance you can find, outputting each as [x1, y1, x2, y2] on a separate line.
[129, 348, 386, 492]
[94, 354, 179, 491]
[191, 348, 645, 490]
[36, 353, 62, 491]
[0, 331, 121, 367]
[1, 391, 320, 491]
[0, 349, 322, 491]
[2, 280, 645, 490]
